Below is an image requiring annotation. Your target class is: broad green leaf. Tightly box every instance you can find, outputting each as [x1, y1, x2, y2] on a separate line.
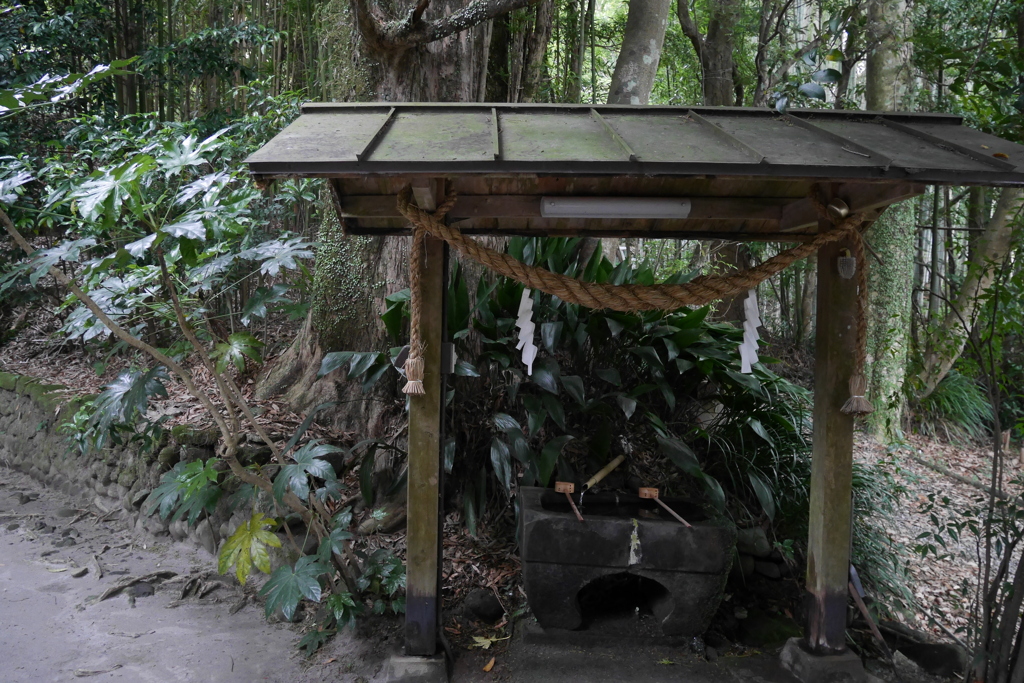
[273, 440, 342, 501]
[318, 352, 354, 377]
[811, 68, 842, 84]
[259, 556, 329, 621]
[629, 346, 664, 369]
[614, 393, 637, 419]
[798, 82, 827, 100]
[523, 396, 547, 436]
[455, 359, 480, 377]
[748, 472, 776, 522]
[656, 435, 701, 477]
[124, 234, 157, 259]
[161, 215, 206, 241]
[540, 322, 563, 353]
[560, 375, 586, 405]
[326, 592, 363, 630]
[702, 474, 726, 512]
[537, 435, 573, 487]
[298, 628, 335, 657]
[490, 437, 512, 494]
[748, 418, 774, 446]
[532, 357, 560, 394]
[0, 171, 33, 203]
[211, 332, 265, 373]
[542, 393, 567, 430]
[596, 368, 621, 386]
[218, 512, 281, 585]
[492, 412, 522, 432]
[240, 284, 291, 325]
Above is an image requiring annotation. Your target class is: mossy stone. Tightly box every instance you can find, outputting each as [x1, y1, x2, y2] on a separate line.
[170, 425, 220, 446]
[157, 445, 180, 468]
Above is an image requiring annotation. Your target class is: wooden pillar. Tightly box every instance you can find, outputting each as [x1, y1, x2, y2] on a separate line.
[805, 226, 857, 654]
[405, 183, 447, 656]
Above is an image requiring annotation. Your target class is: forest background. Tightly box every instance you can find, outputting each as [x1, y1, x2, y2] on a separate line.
[1, 0, 1024, 679]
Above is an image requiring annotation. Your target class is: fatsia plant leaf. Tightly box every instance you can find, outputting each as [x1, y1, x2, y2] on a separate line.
[211, 332, 264, 373]
[218, 512, 281, 585]
[272, 440, 342, 501]
[258, 556, 329, 621]
[158, 129, 228, 177]
[0, 171, 32, 203]
[240, 284, 291, 325]
[249, 237, 314, 277]
[26, 238, 97, 285]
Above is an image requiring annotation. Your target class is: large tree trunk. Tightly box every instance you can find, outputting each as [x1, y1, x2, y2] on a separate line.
[258, 0, 540, 433]
[677, 0, 740, 107]
[916, 188, 1023, 399]
[865, 0, 911, 112]
[607, 0, 671, 105]
[862, 0, 915, 438]
[677, 0, 745, 319]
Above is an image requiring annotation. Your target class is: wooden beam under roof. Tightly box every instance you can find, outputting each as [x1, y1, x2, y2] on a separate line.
[327, 179, 927, 241]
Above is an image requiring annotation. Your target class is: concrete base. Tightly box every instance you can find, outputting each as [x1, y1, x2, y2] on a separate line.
[385, 654, 448, 683]
[780, 638, 884, 683]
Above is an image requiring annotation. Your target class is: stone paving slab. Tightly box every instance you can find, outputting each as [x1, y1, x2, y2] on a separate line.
[451, 620, 801, 683]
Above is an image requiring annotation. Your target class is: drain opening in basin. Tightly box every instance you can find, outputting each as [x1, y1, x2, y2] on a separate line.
[575, 572, 673, 634]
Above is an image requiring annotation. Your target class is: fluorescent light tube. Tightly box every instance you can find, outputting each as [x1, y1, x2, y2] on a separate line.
[540, 197, 692, 219]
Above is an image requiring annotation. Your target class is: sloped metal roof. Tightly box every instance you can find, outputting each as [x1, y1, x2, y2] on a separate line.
[247, 103, 1024, 186]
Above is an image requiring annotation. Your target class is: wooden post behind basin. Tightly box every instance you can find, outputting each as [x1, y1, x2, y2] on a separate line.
[804, 222, 859, 654]
[405, 216, 448, 653]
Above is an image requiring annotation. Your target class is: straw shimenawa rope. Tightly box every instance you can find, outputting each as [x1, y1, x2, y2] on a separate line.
[397, 186, 873, 416]
[402, 225, 427, 395]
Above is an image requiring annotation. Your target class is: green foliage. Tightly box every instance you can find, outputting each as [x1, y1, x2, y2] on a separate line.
[60, 366, 168, 454]
[259, 555, 330, 621]
[0, 59, 135, 117]
[297, 627, 335, 657]
[325, 592, 363, 630]
[354, 548, 406, 615]
[914, 371, 993, 442]
[211, 333, 265, 373]
[218, 512, 282, 585]
[272, 440, 343, 502]
[144, 458, 223, 525]
[850, 456, 913, 617]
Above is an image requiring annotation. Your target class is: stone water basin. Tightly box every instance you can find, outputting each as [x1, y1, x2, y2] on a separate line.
[519, 486, 736, 637]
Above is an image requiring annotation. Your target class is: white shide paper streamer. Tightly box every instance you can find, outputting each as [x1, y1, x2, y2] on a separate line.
[515, 288, 538, 375]
[739, 289, 760, 374]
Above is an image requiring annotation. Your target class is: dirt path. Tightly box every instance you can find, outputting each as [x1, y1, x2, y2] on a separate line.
[0, 470, 392, 683]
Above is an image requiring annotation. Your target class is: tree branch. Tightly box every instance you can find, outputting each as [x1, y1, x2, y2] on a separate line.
[354, 0, 540, 53]
[676, 0, 704, 62]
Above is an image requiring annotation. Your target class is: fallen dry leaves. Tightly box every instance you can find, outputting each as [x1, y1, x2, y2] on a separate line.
[855, 432, 1024, 641]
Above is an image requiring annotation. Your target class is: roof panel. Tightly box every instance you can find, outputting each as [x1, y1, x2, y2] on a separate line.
[601, 112, 754, 163]
[809, 118, 995, 171]
[904, 121, 1024, 172]
[245, 103, 1024, 187]
[371, 110, 492, 162]
[499, 111, 625, 162]
[245, 108, 390, 164]
[708, 115, 878, 167]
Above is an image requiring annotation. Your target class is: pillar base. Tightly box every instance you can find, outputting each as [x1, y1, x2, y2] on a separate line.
[780, 638, 884, 683]
[385, 654, 448, 683]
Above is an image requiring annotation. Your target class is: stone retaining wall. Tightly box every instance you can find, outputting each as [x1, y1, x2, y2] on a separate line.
[0, 372, 246, 557]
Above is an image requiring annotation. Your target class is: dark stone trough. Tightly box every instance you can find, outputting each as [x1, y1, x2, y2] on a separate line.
[519, 486, 736, 638]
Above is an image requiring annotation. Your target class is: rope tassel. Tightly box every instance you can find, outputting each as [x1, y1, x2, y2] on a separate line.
[403, 356, 425, 395]
[842, 374, 872, 417]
